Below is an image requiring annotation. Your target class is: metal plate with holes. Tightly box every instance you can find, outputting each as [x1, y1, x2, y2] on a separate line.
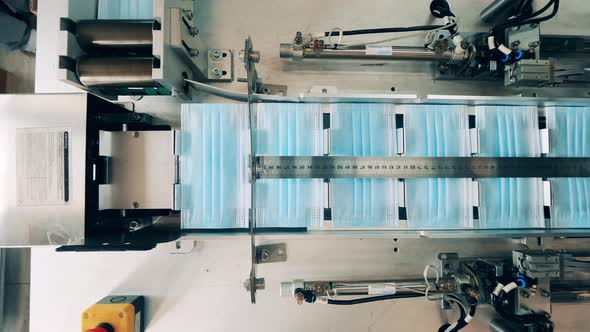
[256, 243, 287, 264]
[99, 130, 175, 210]
[207, 49, 233, 81]
[254, 156, 590, 179]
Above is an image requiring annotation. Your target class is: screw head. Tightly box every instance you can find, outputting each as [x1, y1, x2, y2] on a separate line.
[119, 312, 125, 318]
[260, 250, 270, 261]
[210, 67, 223, 78]
[210, 50, 223, 61]
[132, 202, 139, 209]
[129, 220, 141, 230]
[83, 313, 89, 319]
[276, 248, 285, 256]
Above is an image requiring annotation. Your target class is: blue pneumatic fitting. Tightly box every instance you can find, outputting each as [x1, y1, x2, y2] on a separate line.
[516, 276, 527, 288]
[501, 53, 510, 63]
[513, 50, 524, 60]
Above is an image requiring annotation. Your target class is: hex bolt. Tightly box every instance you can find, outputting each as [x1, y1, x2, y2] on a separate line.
[210, 68, 223, 79]
[294, 31, 304, 45]
[260, 250, 270, 261]
[182, 9, 194, 20]
[188, 48, 199, 58]
[243, 278, 265, 291]
[251, 51, 261, 63]
[129, 220, 141, 230]
[210, 49, 223, 61]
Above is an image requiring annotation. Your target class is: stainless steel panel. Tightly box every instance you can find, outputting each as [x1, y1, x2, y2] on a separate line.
[99, 130, 175, 210]
[76, 19, 154, 53]
[0, 94, 87, 246]
[77, 57, 156, 87]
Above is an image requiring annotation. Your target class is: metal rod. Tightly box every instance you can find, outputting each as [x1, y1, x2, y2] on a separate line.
[77, 57, 156, 88]
[281, 44, 453, 61]
[303, 278, 458, 296]
[76, 19, 154, 53]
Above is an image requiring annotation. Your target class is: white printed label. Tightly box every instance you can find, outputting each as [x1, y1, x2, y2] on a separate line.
[368, 284, 396, 295]
[366, 46, 392, 56]
[15, 128, 71, 206]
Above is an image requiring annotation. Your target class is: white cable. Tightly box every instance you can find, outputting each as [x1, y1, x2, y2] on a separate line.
[502, 282, 518, 293]
[325, 19, 458, 49]
[488, 36, 496, 50]
[492, 283, 504, 296]
[423, 264, 440, 285]
[327, 27, 344, 46]
[423, 264, 441, 300]
[498, 44, 512, 55]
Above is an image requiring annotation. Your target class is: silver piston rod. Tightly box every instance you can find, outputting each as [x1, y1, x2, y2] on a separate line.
[280, 44, 459, 62]
[281, 278, 460, 298]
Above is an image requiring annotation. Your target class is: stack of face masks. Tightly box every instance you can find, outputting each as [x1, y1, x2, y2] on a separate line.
[98, 0, 154, 19]
[547, 106, 590, 227]
[476, 106, 544, 228]
[402, 105, 472, 228]
[180, 104, 250, 229]
[330, 104, 398, 226]
[254, 104, 325, 227]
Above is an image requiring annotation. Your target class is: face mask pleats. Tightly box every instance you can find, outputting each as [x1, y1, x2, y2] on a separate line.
[402, 105, 472, 229]
[547, 106, 590, 227]
[330, 104, 398, 227]
[476, 106, 544, 228]
[180, 104, 250, 229]
[98, 0, 154, 19]
[254, 104, 325, 227]
[179, 103, 588, 230]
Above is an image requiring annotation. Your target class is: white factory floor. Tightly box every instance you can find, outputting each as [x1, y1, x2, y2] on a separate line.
[0, 47, 35, 332]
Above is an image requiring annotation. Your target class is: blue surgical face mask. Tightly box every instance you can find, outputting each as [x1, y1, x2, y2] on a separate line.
[254, 103, 324, 227]
[98, 0, 154, 19]
[402, 104, 472, 228]
[180, 104, 250, 229]
[476, 106, 544, 228]
[330, 104, 398, 226]
[547, 106, 590, 227]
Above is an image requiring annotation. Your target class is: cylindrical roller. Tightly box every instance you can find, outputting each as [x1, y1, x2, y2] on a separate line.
[480, 0, 519, 24]
[76, 20, 154, 53]
[76, 57, 156, 88]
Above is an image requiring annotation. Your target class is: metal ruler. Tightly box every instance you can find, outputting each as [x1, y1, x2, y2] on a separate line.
[254, 156, 590, 179]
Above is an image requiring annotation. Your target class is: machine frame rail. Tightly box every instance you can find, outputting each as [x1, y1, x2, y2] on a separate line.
[254, 156, 590, 179]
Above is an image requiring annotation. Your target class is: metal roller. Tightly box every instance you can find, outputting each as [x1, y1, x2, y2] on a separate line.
[76, 57, 156, 87]
[76, 20, 154, 53]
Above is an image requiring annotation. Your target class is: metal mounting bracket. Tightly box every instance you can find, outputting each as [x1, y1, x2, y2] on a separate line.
[256, 243, 287, 264]
[207, 49, 234, 82]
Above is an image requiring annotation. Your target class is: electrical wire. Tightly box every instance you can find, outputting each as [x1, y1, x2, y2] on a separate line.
[324, 25, 446, 38]
[324, 292, 423, 305]
[332, 19, 458, 49]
